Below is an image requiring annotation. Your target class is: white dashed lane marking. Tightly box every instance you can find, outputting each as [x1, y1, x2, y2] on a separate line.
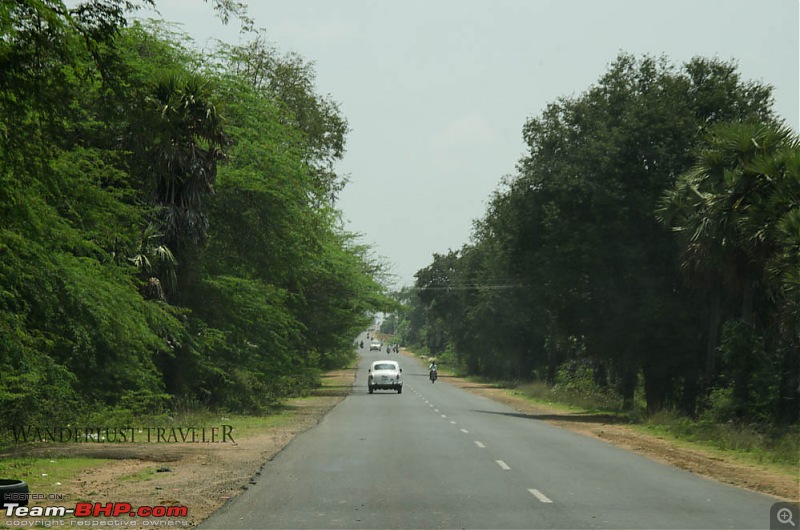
[528, 489, 553, 503]
[410, 371, 554, 507]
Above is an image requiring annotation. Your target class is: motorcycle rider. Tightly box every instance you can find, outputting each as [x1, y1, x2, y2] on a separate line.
[428, 360, 438, 382]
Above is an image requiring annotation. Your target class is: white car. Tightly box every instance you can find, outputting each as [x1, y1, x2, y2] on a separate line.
[368, 360, 402, 394]
[369, 341, 382, 351]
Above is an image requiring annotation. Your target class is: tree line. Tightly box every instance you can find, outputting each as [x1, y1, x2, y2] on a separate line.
[0, 0, 391, 433]
[396, 54, 798, 425]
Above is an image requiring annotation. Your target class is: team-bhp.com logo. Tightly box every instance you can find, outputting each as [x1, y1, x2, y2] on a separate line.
[5, 501, 188, 518]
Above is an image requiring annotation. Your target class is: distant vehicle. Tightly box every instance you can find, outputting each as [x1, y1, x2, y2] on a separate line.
[368, 360, 402, 394]
[369, 341, 382, 351]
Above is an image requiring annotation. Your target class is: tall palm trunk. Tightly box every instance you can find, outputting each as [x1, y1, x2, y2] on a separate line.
[704, 285, 721, 385]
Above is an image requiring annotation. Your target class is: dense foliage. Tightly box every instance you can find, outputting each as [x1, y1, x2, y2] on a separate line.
[401, 54, 798, 424]
[0, 0, 389, 432]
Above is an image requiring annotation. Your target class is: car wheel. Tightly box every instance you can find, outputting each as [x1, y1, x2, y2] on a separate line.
[0, 479, 29, 507]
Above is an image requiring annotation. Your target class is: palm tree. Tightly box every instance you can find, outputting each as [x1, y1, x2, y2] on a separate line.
[140, 73, 230, 249]
[658, 122, 799, 417]
[128, 72, 231, 302]
[128, 222, 177, 301]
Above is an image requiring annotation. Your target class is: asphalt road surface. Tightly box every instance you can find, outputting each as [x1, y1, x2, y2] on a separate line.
[201, 333, 779, 529]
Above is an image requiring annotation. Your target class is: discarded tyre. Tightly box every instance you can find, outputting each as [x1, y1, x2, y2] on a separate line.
[0, 479, 29, 507]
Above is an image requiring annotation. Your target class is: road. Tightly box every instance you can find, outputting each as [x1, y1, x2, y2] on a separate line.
[201, 333, 778, 529]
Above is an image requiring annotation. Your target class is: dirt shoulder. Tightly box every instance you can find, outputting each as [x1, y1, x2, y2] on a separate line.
[3, 357, 797, 527]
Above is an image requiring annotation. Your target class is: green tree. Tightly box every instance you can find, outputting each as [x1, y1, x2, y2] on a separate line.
[0, 2, 392, 429]
[659, 122, 800, 421]
[413, 53, 778, 415]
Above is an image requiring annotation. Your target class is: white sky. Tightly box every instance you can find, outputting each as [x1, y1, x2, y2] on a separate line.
[139, 0, 800, 288]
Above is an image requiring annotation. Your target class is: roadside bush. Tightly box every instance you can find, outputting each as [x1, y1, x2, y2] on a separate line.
[700, 386, 737, 423]
[645, 409, 800, 466]
[516, 381, 625, 413]
[0, 354, 81, 431]
[551, 360, 624, 411]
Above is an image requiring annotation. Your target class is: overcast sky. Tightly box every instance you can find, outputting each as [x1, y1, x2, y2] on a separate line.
[139, 0, 799, 288]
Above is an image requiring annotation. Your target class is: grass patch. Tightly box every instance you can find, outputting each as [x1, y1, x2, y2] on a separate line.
[0, 457, 111, 494]
[515, 380, 626, 414]
[169, 411, 294, 441]
[317, 369, 356, 390]
[637, 410, 800, 470]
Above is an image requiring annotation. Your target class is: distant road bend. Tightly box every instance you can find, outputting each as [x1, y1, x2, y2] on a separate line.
[201, 334, 777, 529]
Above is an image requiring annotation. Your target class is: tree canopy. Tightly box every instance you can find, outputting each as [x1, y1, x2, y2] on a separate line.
[0, 0, 391, 431]
[400, 53, 798, 424]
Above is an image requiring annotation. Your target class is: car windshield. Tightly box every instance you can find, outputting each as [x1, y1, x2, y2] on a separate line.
[373, 363, 396, 371]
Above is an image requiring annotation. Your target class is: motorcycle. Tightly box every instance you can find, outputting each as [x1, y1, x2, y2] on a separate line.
[429, 368, 438, 383]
